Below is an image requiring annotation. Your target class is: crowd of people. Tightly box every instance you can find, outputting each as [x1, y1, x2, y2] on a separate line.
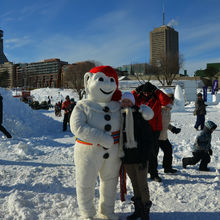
[69, 65, 217, 220]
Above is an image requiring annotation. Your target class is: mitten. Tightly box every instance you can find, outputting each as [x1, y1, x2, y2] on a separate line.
[135, 84, 145, 93]
[208, 149, 213, 156]
[171, 127, 181, 134]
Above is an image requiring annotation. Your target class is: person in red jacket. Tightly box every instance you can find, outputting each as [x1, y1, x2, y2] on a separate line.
[132, 82, 171, 182]
[61, 95, 71, 131]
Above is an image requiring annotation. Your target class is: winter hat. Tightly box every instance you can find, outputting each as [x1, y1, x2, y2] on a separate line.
[121, 92, 135, 105]
[205, 120, 217, 130]
[89, 66, 122, 101]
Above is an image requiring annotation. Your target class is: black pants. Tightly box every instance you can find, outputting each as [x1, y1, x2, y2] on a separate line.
[0, 124, 12, 138]
[183, 151, 210, 169]
[148, 131, 160, 177]
[158, 139, 173, 170]
[194, 115, 205, 130]
[63, 113, 70, 131]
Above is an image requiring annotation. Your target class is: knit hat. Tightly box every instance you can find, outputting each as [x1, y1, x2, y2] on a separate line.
[89, 66, 122, 101]
[205, 121, 217, 130]
[121, 92, 135, 105]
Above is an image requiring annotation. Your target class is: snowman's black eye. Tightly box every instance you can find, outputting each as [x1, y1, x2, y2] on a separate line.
[99, 77, 104, 82]
[110, 78, 115, 82]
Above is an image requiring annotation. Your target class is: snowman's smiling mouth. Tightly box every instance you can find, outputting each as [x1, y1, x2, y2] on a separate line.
[100, 88, 113, 95]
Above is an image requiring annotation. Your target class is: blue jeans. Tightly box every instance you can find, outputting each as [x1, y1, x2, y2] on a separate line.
[194, 115, 205, 130]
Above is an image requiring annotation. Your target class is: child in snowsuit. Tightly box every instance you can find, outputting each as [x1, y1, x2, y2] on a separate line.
[120, 92, 154, 220]
[182, 120, 217, 171]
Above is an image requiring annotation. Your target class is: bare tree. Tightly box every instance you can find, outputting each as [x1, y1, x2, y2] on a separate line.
[152, 53, 183, 86]
[63, 61, 96, 100]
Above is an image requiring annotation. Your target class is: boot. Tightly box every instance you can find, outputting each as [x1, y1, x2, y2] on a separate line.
[182, 158, 187, 169]
[164, 168, 177, 173]
[199, 167, 210, 171]
[127, 197, 142, 220]
[140, 201, 152, 220]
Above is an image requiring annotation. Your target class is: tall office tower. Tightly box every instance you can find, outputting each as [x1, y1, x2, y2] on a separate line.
[150, 25, 179, 66]
[0, 29, 8, 64]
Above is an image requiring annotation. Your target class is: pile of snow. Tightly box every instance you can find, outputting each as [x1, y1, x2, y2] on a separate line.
[0, 88, 60, 138]
[31, 88, 78, 105]
[173, 85, 185, 112]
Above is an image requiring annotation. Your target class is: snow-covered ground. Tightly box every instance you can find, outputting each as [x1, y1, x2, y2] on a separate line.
[0, 86, 220, 220]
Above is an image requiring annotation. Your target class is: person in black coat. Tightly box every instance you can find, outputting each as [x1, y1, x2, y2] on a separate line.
[0, 94, 12, 138]
[120, 92, 154, 220]
[194, 93, 207, 130]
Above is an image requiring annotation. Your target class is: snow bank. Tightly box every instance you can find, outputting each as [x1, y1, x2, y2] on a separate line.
[31, 88, 79, 105]
[0, 88, 60, 138]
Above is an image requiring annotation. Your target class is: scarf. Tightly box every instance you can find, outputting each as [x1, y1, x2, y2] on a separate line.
[119, 107, 137, 157]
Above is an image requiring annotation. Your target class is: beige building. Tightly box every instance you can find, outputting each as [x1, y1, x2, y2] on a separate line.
[0, 62, 15, 88]
[16, 58, 68, 89]
[150, 25, 179, 65]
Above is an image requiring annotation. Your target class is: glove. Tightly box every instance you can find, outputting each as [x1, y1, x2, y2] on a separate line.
[171, 127, 181, 134]
[209, 149, 213, 156]
[135, 84, 145, 94]
[142, 82, 157, 93]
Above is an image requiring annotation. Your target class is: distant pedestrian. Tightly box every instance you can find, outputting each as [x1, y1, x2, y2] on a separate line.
[182, 120, 217, 171]
[0, 94, 12, 138]
[61, 95, 71, 131]
[55, 102, 62, 117]
[69, 98, 76, 114]
[194, 93, 207, 131]
[47, 96, 51, 107]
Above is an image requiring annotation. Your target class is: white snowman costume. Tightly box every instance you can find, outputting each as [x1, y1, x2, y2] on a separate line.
[70, 66, 122, 220]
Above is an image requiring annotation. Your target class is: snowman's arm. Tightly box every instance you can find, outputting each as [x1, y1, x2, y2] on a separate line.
[70, 104, 114, 148]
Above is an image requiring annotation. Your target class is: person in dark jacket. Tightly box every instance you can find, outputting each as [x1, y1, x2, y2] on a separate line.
[182, 120, 217, 171]
[0, 94, 12, 138]
[194, 93, 207, 131]
[61, 95, 71, 131]
[132, 82, 171, 182]
[120, 92, 154, 220]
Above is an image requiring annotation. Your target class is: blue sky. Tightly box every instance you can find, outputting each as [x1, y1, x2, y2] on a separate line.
[1, 0, 220, 76]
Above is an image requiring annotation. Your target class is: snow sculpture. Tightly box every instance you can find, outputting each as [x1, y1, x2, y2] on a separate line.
[173, 85, 185, 112]
[70, 66, 122, 220]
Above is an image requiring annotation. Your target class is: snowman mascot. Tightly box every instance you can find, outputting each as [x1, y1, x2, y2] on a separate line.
[70, 66, 122, 220]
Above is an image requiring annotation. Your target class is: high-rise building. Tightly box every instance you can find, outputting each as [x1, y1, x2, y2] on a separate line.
[150, 25, 179, 65]
[0, 30, 8, 64]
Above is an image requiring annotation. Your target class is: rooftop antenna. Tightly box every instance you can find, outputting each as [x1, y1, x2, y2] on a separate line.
[162, 0, 165, 25]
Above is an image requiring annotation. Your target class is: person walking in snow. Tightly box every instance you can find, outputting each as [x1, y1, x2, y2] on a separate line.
[120, 92, 154, 220]
[158, 93, 181, 174]
[55, 101, 62, 117]
[61, 95, 71, 131]
[70, 66, 122, 220]
[0, 93, 12, 138]
[182, 120, 217, 171]
[132, 82, 171, 182]
[194, 93, 207, 131]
